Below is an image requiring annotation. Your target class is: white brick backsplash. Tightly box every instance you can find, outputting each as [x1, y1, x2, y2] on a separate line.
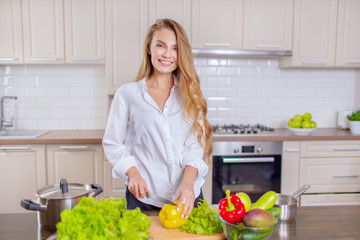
[0, 58, 357, 130]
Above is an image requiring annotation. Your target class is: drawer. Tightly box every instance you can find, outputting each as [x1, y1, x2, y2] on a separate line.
[299, 157, 360, 193]
[300, 193, 360, 206]
[300, 141, 360, 157]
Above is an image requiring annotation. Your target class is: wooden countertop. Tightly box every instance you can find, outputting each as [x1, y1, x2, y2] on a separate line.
[0, 128, 359, 145]
[1, 206, 360, 240]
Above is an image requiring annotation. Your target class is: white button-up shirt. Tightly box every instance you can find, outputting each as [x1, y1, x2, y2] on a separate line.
[102, 78, 208, 207]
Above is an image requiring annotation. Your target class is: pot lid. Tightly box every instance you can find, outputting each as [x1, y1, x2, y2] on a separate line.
[36, 179, 91, 199]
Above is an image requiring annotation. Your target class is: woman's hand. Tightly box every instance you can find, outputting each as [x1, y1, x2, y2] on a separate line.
[126, 166, 148, 198]
[174, 166, 198, 219]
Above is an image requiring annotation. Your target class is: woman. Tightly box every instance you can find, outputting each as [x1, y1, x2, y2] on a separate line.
[103, 19, 212, 219]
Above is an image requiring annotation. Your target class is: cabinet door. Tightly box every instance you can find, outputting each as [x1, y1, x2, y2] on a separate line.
[22, 0, 65, 64]
[243, 0, 293, 51]
[299, 157, 360, 193]
[192, 0, 243, 48]
[300, 193, 360, 206]
[103, 160, 126, 198]
[0, 0, 23, 64]
[47, 144, 103, 186]
[281, 141, 300, 194]
[105, 0, 148, 94]
[148, 0, 191, 41]
[64, 0, 105, 64]
[336, 0, 360, 67]
[281, 0, 338, 67]
[0, 145, 46, 213]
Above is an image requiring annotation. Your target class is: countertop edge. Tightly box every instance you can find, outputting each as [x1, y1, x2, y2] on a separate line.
[0, 128, 360, 145]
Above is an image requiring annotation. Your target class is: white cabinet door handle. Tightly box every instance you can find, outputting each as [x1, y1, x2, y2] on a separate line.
[0, 58, 16, 61]
[59, 145, 88, 150]
[256, 44, 281, 48]
[334, 148, 360, 151]
[30, 58, 58, 61]
[71, 58, 100, 61]
[204, 43, 231, 47]
[302, 61, 327, 65]
[285, 149, 299, 152]
[0, 146, 30, 150]
[333, 175, 359, 178]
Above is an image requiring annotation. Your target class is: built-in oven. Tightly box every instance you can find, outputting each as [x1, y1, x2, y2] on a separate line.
[212, 141, 282, 204]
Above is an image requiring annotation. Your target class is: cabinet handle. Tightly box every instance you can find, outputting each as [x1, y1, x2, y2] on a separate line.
[59, 145, 88, 150]
[71, 58, 100, 61]
[302, 61, 327, 65]
[256, 44, 281, 48]
[285, 149, 299, 152]
[0, 146, 30, 150]
[0, 58, 16, 61]
[333, 175, 359, 178]
[30, 58, 58, 61]
[346, 62, 360, 65]
[334, 148, 360, 151]
[204, 43, 231, 47]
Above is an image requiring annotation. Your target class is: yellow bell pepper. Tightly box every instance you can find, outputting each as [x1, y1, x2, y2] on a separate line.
[159, 201, 187, 229]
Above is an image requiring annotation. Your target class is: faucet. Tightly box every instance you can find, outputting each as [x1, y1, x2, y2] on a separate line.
[1, 96, 18, 132]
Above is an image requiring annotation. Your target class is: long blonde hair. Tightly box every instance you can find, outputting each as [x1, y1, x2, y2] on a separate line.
[134, 18, 213, 163]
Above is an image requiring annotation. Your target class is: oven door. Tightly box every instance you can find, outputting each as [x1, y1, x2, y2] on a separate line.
[212, 154, 281, 204]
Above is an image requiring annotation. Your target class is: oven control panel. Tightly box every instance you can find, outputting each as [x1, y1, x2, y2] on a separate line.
[212, 141, 282, 156]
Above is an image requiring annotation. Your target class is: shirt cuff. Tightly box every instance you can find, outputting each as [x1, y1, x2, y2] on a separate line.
[181, 156, 208, 180]
[111, 155, 137, 179]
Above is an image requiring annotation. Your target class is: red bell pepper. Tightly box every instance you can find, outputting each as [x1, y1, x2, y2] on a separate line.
[219, 189, 245, 224]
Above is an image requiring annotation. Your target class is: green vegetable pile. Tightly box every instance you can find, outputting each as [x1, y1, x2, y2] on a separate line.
[179, 199, 222, 235]
[56, 197, 151, 240]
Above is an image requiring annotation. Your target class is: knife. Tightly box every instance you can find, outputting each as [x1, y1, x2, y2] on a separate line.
[145, 192, 176, 206]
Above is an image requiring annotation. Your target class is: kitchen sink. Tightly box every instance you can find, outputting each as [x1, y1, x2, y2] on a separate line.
[0, 129, 49, 138]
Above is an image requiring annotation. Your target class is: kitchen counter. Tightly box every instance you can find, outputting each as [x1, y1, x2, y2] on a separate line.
[1, 205, 359, 240]
[0, 128, 359, 145]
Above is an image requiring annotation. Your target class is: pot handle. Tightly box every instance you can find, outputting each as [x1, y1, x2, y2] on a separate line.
[20, 199, 47, 211]
[89, 184, 103, 197]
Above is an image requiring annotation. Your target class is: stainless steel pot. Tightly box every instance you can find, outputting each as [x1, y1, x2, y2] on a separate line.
[274, 185, 311, 221]
[21, 178, 103, 230]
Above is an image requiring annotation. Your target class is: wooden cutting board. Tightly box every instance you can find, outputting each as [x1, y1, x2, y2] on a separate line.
[148, 216, 225, 240]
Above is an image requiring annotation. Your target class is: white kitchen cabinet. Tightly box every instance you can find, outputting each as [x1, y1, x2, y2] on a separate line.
[335, 0, 360, 67]
[243, 0, 293, 51]
[46, 144, 104, 187]
[0, 0, 23, 64]
[0, 145, 46, 213]
[105, 0, 149, 94]
[301, 193, 360, 206]
[64, 0, 105, 64]
[148, 0, 191, 40]
[298, 140, 360, 206]
[22, 0, 65, 64]
[280, 0, 338, 67]
[281, 141, 300, 195]
[191, 0, 243, 49]
[103, 160, 126, 198]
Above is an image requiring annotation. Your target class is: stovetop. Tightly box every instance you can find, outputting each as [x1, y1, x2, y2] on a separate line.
[212, 124, 279, 136]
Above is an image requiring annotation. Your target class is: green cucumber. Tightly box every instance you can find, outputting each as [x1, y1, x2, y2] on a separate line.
[239, 230, 271, 240]
[266, 207, 281, 218]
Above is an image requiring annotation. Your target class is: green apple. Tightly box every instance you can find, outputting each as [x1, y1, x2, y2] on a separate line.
[293, 114, 303, 122]
[287, 119, 293, 128]
[310, 121, 317, 128]
[236, 192, 251, 212]
[303, 112, 312, 121]
[292, 120, 302, 128]
[302, 120, 311, 128]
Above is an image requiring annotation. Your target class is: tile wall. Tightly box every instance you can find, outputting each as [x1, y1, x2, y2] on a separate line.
[0, 64, 107, 130]
[0, 58, 357, 130]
